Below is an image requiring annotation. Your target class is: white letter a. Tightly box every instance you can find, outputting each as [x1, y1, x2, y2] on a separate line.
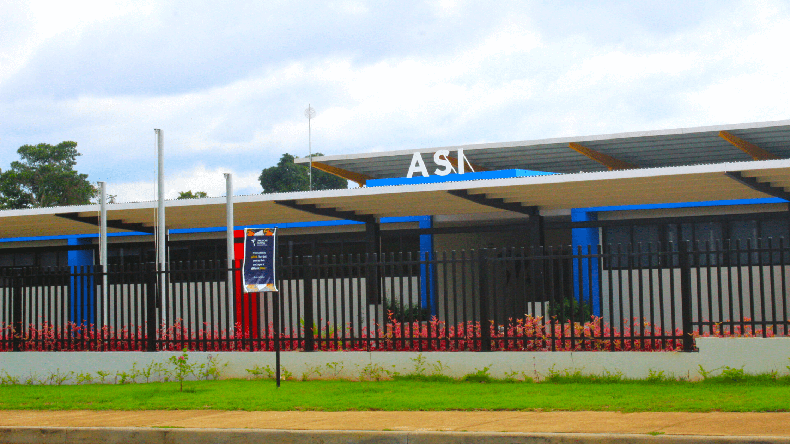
[407, 152, 429, 178]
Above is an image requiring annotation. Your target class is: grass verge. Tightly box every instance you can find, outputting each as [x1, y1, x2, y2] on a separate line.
[1, 378, 789, 412]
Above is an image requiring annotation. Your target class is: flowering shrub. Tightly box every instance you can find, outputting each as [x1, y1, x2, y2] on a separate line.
[169, 348, 194, 391]
[1, 313, 786, 353]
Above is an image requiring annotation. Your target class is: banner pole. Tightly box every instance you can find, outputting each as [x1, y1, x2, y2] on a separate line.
[274, 291, 281, 388]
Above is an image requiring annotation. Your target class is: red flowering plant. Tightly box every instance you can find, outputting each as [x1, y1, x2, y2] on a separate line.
[1, 314, 786, 353]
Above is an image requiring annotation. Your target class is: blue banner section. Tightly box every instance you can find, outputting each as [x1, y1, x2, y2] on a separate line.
[242, 227, 277, 293]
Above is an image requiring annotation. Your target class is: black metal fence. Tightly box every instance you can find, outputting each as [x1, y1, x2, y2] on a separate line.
[1, 240, 788, 352]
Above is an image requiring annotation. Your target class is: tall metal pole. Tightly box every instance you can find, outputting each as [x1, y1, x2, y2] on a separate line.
[304, 105, 316, 191]
[155, 129, 166, 324]
[98, 181, 108, 326]
[224, 172, 234, 273]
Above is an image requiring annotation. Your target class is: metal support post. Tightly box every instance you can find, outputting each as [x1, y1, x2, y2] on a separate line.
[145, 264, 158, 352]
[365, 220, 380, 304]
[478, 248, 491, 351]
[679, 241, 695, 352]
[303, 256, 315, 352]
[12, 272, 23, 352]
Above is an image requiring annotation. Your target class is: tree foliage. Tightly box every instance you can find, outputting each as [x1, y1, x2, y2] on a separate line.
[259, 153, 347, 194]
[177, 190, 208, 199]
[0, 141, 95, 209]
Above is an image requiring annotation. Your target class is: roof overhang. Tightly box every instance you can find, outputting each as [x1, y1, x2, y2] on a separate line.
[295, 119, 790, 178]
[2, 159, 790, 241]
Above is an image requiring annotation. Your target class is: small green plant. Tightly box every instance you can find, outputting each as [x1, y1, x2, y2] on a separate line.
[549, 297, 593, 322]
[301, 365, 323, 381]
[96, 370, 110, 384]
[430, 360, 450, 377]
[24, 373, 41, 385]
[384, 365, 401, 379]
[128, 362, 141, 383]
[46, 369, 74, 386]
[151, 362, 171, 382]
[646, 369, 671, 383]
[75, 372, 94, 385]
[594, 369, 624, 383]
[698, 365, 752, 383]
[359, 363, 386, 381]
[411, 353, 427, 376]
[325, 361, 344, 378]
[246, 365, 288, 380]
[698, 365, 716, 380]
[0, 370, 20, 385]
[543, 366, 586, 383]
[196, 355, 227, 381]
[139, 362, 155, 383]
[169, 348, 195, 392]
[462, 366, 493, 383]
[116, 370, 132, 384]
[719, 366, 747, 383]
[503, 370, 520, 382]
[384, 298, 430, 322]
[246, 365, 273, 379]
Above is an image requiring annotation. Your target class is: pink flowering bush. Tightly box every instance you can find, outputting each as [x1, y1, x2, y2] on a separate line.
[1, 313, 786, 352]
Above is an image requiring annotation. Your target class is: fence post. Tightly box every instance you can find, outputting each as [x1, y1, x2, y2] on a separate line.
[478, 249, 491, 352]
[303, 256, 315, 352]
[145, 263, 158, 352]
[678, 241, 695, 352]
[11, 271, 23, 352]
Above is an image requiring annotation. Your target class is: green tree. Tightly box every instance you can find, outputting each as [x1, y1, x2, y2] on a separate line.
[0, 141, 96, 209]
[177, 190, 208, 199]
[259, 153, 347, 194]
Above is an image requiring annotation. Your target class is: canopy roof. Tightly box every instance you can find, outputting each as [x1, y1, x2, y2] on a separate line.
[297, 119, 790, 179]
[2, 158, 790, 240]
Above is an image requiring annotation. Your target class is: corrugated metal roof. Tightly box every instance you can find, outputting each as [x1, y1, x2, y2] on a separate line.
[295, 119, 790, 178]
[2, 159, 790, 240]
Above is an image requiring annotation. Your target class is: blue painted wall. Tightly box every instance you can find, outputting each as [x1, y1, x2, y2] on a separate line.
[68, 237, 95, 326]
[418, 216, 436, 315]
[571, 209, 600, 316]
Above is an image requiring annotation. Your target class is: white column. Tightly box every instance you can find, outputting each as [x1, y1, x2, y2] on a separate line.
[98, 181, 108, 325]
[155, 129, 166, 323]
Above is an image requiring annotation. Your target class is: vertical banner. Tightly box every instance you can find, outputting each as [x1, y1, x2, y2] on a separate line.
[242, 227, 278, 292]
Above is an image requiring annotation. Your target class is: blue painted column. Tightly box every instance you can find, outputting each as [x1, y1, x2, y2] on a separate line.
[418, 216, 437, 315]
[68, 237, 95, 326]
[571, 210, 601, 316]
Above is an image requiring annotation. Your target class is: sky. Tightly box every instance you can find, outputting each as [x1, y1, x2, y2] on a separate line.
[1, 0, 788, 202]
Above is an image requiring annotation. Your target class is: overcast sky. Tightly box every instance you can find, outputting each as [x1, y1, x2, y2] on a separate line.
[1, 0, 788, 202]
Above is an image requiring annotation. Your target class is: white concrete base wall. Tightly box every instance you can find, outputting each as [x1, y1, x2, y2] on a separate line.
[1, 338, 788, 383]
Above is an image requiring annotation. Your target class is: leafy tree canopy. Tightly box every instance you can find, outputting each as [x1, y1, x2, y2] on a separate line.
[259, 153, 347, 194]
[177, 190, 208, 199]
[0, 141, 95, 209]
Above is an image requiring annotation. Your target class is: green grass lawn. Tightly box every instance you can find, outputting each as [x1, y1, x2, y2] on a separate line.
[2, 378, 789, 412]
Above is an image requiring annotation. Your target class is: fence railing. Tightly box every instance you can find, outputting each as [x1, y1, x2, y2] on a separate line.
[1, 239, 788, 352]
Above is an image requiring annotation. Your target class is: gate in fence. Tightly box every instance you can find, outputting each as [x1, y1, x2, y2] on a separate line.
[2, 240, 788, 352]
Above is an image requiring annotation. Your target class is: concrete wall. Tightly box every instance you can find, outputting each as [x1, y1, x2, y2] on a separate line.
[1, 338, 788, 383]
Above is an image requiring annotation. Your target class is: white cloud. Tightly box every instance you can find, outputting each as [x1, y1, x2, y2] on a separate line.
[2, 0, 790, 205]
[109, 165, 260, 203]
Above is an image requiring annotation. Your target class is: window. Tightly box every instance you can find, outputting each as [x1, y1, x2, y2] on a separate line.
[0, 249, 69, 269]
[603, 216, 789, 268]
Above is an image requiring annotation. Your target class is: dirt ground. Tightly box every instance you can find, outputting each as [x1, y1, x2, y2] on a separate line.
[1, 411, 789, 437]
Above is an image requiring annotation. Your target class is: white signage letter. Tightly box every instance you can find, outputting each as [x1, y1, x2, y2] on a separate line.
[407, 152, 430, 178]
[457, 149, 474, 174]
[433, 150, 455, 176]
